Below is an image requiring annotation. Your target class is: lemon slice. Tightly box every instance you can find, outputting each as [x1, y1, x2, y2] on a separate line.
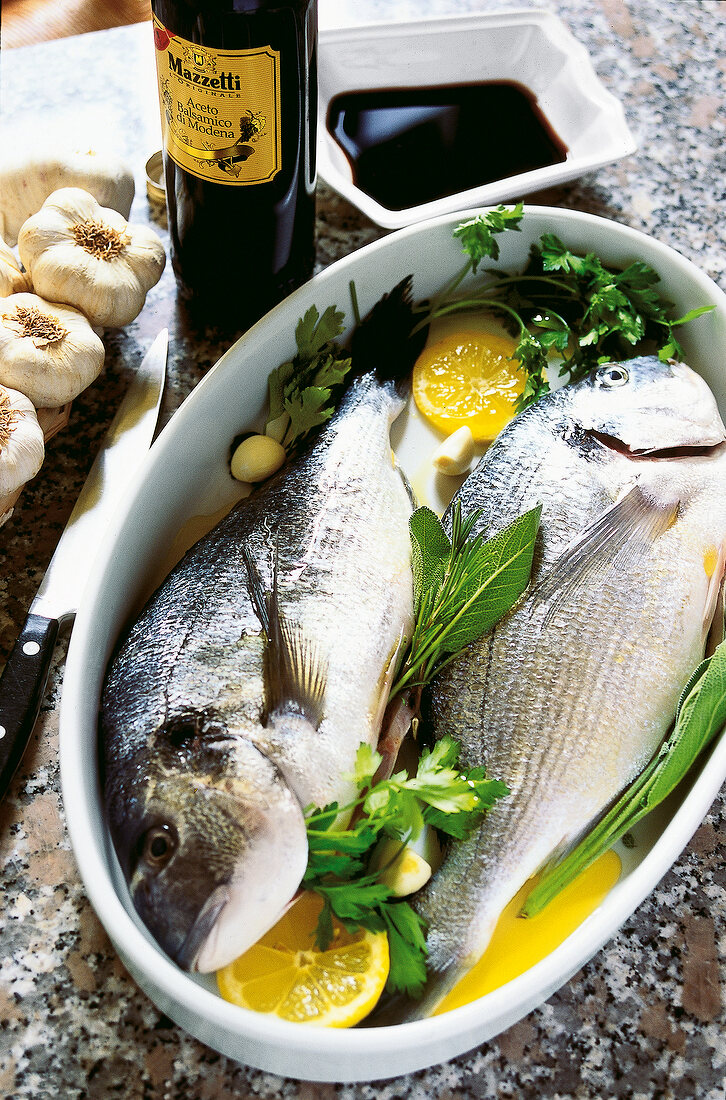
[412, 330, 524, 442]
[216, 892, 389, 1027]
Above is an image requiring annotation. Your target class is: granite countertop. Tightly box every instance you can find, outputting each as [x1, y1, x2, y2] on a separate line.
[1, 1, 725, 1096]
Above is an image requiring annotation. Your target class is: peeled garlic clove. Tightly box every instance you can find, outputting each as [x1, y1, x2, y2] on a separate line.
[18, 187, 165, 328]
[0, 234, 30, 297]
[374, 838, 432, 898]
[231, 434, 286, 483]
[432, 424, 476, 475]
[0, 291, 105, 407]
[264, 412, 289, 444]
[0, 384, 44, 499]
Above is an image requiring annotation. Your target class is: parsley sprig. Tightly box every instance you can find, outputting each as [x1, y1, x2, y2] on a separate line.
[265, 305, 353, 455]
[304, 736, 507, 997]
[415, 205, 713, 410]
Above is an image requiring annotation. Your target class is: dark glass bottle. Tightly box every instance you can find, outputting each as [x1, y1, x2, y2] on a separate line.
[150, 0, 317, 328]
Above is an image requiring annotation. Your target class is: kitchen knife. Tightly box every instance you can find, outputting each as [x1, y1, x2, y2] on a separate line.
[0, 328, 168, 801]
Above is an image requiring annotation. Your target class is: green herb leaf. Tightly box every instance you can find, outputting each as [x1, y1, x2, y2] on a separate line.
[521, 640, 726, 917]
[440, 504, 542, 654]
[422, 221, 714, 412]
[410, 506, 451, 606]
[264, 304, 352, 455]
[295, 304, 346, 358]
[453, 203, 524, 270]
[381, 902, 429, 997]
[351, 743, 383, 788]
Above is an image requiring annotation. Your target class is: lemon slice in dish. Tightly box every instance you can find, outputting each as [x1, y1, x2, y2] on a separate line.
[413, 330, 524, 442]
[216, 891, 390, 1027]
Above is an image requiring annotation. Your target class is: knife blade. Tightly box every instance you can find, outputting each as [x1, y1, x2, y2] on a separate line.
[0, 328, 168, 800]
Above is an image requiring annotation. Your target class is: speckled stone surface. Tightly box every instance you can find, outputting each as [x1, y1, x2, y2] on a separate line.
[0, 1, 725, 1096]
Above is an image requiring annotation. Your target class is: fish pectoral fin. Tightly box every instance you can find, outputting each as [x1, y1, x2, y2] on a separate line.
[531, 484, 679, 618]
[271, 618, 328, 728]
[242, 543, 328, 728]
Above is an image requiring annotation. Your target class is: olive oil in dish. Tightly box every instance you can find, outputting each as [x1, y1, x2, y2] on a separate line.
[151, 0, 318, 327]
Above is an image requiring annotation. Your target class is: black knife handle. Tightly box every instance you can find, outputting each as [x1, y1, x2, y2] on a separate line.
[0, 612, 60, 801]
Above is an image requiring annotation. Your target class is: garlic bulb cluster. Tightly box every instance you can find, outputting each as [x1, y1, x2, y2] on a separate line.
[0, 145, 134, 247]
[0, 151, 167, 524]
[0, 234, 30, 297]
[0, 292, 105, 407]
[0, 384, 44, 501]
[19, 188, 166, 328]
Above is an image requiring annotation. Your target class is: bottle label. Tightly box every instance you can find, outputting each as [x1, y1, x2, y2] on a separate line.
[152, 16, 282, 186]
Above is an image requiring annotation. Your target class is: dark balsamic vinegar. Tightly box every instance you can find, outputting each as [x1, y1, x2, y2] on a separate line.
[327, 82, 567, 211]
[151, 0, 317, 328]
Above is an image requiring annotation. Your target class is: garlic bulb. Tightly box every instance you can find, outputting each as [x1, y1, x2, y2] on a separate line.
[18, 188, 166, 329]
[0, 145, 134, 247]
[0, 234, 30, 297]
[0, 384, 44, 498]
[0, 292, 105, 407]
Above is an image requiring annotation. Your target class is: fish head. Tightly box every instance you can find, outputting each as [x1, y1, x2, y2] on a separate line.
[570, 356, 726, 454]
[105, 720, 308, 973]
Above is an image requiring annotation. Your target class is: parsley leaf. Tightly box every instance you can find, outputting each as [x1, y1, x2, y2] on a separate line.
[453, 203, 524, 269]
[265, 304, 352, 455]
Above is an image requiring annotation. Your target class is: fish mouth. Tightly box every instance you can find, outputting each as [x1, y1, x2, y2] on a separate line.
[591, 430, 724, 460]
[177, 877, 302, 974]
[176, 885, 229, 971]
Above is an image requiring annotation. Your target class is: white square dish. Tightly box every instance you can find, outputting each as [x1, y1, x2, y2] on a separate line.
[317, 9, 637, 229]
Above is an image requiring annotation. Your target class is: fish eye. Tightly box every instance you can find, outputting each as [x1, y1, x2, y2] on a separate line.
[165, 713, 226, 751]
[166, 714, 202, 748]
[596, 364, 630, 388]
[140, 823, 178, 869]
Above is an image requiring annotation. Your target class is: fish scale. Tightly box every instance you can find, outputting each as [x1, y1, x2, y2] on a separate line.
[397, 356, 726, 1020]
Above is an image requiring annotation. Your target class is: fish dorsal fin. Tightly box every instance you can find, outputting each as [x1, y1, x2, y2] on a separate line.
[531, 484, 679, 618]
[242, 545, 328, 729]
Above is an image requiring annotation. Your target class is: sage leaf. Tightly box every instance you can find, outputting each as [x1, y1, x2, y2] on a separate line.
[410, 506, 451, 606]
[439, 505, 542, 654]
[647, 644, 726, 806]
[392, 503, 541, 700]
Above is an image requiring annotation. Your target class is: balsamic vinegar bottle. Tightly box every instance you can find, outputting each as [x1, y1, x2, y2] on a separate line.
[150, 0, 317, 328]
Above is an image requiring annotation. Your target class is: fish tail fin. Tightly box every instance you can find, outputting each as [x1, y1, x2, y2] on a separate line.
[366, 963, 468, 1027]
[349, 275, 428, 389]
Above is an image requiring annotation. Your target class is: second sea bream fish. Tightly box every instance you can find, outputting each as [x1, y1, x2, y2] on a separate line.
[405, 356, 726, 1018]
[100, 367, 415, 975]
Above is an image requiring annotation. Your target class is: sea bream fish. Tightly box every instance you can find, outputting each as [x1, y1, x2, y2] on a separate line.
[100, 366, 415, 974]
[396, 355, 726, 1019]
